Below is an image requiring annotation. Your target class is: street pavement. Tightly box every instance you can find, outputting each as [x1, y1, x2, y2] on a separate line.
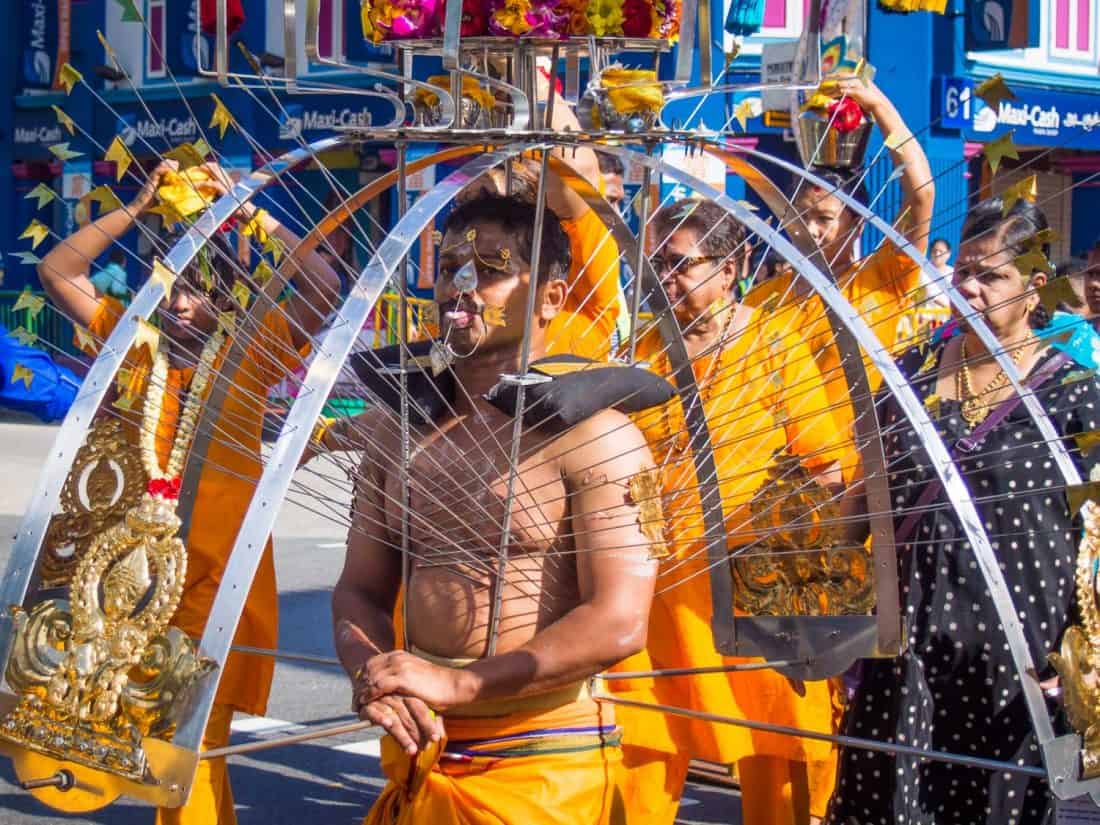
[0, 418, 741, 824]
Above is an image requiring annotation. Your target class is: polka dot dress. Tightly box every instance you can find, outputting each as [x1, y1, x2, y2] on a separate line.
[826, 342, 1100, 825]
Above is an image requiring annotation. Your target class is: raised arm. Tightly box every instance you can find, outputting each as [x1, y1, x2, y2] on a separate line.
[363, 410, 658, 714]
[37, 159, 179, 328]
[837, 76, 934, 254]
[536, 64, 601, 221]
[202, 164, 342, 348]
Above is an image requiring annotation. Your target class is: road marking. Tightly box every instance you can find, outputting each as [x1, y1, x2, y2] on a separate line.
[333, 739, 382, 757]
[231, 716, 306, 735]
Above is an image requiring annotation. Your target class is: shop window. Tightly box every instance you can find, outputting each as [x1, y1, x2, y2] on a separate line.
[315, 0, 345, 61]
[1052, 0, 1097, 60]
[146, 0, 166, 79]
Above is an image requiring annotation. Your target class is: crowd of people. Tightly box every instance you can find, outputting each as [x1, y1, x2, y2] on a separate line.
[10, 72, 1100, 825]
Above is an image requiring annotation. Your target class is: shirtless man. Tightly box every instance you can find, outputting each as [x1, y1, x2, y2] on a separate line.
[332, 192, 661, 825]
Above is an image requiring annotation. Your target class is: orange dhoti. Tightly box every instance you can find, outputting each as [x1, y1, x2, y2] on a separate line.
[364, 695, 624, 825]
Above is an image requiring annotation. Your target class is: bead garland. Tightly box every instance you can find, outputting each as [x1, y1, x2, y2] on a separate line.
[140, 328, 226, 494]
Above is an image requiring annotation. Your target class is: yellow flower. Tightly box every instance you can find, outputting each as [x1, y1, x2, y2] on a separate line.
[416, 74, 496, 113]
[493, 0, 533, 35]
[156, 168, 218, 218]
[601, 68, 663, 114]
[586, 0, 624, 35]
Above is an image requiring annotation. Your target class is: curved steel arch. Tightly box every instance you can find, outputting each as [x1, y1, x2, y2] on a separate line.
[611, 146, 1100, 803]
[170, 147, 540, 762]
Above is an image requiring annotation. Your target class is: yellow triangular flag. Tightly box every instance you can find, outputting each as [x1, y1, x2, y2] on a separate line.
[11, 364, 34, 389]
[231, 280, 252, 308]
[24, 184, 57, 210]
[1016, 247, 1055, 279]
[134, 317, 160, 358]
[984, 131, 1019, 174]
[210, 94, 234, 139]
[263, 235, 286, 265]
[10, 251, 41, 266]
[193, 138, 212, 160]
[733, 100, 753, 132]
[104, 136, 135, 182]
[253, 260, 275, 286]
[147, 202, 186, 229]
[73, 325, 96, 352]
[150, 259, 178, 295]
[975, 74, 1015, 110]
[1001, 174, 1038, 213]
[51, 105, 75, 135]
[49, 142, 83, 162]
[83, 185, 124, 215]
[8, 327, 37, 347]
[164, 142, 207, 170]
[58, 63, 83, 95]
[19, 220, 50, 250]
[1037, 276, 1080, 312]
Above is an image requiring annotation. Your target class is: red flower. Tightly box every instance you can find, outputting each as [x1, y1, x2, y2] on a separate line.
[148, 477, 182, 499]
[219, 215, 239, 234]
[828, 97, 865, 134]
[461, 0, 488, 34]
[622, 0, 655, 36]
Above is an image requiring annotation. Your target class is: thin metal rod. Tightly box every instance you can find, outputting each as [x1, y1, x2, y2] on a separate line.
[597, 659, 810, 679]
[486, 147, 554, 656]
[396, 143, 413, 650]
[628, 144, 655, 364]
[600, 696, 1047, 778]
[201, 719, 374, 760]
[232, 645, 341, 667]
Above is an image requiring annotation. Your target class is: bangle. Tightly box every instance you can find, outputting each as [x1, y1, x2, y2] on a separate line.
[312, 416, 336, 447]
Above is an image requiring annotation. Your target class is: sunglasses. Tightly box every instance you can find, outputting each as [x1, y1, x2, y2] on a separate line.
[650, 254, 724, 277]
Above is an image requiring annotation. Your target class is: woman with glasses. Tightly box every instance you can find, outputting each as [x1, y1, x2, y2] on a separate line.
[610, 196, 846, 825]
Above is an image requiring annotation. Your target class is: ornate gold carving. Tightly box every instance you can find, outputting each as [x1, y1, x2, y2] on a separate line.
[0, 493, 214, 781]
[732, 450, 874, 616]
[40, 418, 146, 587]
[628, 467, 669, 559]
[1050, 499, 1100, 779]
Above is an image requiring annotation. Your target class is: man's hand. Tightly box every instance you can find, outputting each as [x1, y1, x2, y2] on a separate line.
[356, 694, 444, 755]
[128, 159, 180, 216]
[360, 650, 479, 712]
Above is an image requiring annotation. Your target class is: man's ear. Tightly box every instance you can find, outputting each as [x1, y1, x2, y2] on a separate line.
[539, 278, 567, 321]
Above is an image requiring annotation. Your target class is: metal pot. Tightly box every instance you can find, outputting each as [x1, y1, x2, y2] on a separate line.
[794, 111, 872, 169]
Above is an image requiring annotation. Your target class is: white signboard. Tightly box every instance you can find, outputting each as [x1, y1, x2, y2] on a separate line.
[760, 41, 798, 113]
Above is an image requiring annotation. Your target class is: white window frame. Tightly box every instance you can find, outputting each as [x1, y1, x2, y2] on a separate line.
[967, 0, 1099, 78]
[1050, 0, 1098, 62]
[724, 0, 806, 56]
[145, 0, 167, 80]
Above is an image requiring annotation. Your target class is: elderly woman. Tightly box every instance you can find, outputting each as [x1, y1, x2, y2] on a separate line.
[826, 198, 1100, 825]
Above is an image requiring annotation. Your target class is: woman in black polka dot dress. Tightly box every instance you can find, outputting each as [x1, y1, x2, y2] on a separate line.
[826, 199, 1100, 825]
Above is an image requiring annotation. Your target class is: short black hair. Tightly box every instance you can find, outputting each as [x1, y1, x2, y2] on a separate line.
[109, 246, 127, 265]
[651, 198, 747, 262]
[789, 166, 869, 209]
[443, 193, 571, 284]
[596, 151, 624, 177]
[931, 237, 951, 252]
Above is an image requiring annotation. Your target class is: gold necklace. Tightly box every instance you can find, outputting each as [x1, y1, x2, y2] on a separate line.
[956, 334, 1031, 428]
[140, 329, 226, 495]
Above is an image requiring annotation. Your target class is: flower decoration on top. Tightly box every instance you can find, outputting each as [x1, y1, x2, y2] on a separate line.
[361, 0, 441, 42]
[581, 65, 664, 133]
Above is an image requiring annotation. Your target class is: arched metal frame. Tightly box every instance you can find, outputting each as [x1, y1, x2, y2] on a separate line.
[600, 146, 1099, 803]
[0, 136, 346, 807]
